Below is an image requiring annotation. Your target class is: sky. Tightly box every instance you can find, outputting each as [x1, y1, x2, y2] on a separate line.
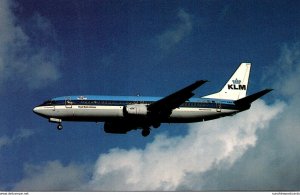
[1, 0, 300, 191]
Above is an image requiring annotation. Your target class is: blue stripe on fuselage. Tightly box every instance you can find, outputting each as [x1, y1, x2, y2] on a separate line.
[53, 95, 162, 102]
[50, 95, 236, 109]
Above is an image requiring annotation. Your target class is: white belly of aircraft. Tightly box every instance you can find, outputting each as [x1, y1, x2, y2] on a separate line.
[170, 107, 237, 122]
[47, 105, 124, 118]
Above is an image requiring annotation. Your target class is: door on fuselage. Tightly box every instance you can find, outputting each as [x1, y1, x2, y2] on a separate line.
[65, 97, 73, 108]
[216, 102, 222, 112]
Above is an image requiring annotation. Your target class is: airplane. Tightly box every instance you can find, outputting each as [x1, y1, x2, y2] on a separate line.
[33, 63, 272, 137]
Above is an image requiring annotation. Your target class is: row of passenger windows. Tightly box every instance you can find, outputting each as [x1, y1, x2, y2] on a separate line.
[75, 100, 205, 106]
[54, 100, 221, 107]
[43, 99, 232, 108]
[76, 100, 152, 105]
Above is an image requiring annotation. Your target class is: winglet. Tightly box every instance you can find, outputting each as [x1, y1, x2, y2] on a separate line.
[234, 89, 273, 107]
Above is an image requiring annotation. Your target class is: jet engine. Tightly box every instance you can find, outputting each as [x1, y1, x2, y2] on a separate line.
[125, 104, 148, 116]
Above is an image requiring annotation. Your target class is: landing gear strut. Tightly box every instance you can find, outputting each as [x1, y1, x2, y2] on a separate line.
[49, 118, 63, 131]
[57, 123, 63, 130]
[141, 127, 150, 137]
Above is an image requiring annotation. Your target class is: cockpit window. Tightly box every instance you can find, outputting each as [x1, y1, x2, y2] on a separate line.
[42, 100, 53, 106]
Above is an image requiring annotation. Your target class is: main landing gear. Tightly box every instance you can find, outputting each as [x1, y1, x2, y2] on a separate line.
[141, 122, 160, 137]
[141, 127, 150, 137]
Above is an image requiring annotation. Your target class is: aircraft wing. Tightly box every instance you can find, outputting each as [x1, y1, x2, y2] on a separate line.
[105, 80, 207, 135]
[147, 80, 207, 116]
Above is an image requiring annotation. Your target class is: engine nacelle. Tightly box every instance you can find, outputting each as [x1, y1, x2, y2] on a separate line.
[125, 104, 148, 116]
[104, 122, 133, 134]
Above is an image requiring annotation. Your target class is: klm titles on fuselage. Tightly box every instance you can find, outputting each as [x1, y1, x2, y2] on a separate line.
[227, 79, 246, 90]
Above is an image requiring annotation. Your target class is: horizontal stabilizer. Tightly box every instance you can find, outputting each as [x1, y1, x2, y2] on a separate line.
[234, 89, 273, 106]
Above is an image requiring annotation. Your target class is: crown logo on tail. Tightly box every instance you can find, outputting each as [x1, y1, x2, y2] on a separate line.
[228, 78, 246, 90]
[232, 78, 241, 85]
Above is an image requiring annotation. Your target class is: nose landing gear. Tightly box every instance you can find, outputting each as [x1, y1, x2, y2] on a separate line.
[57, 123, 63, 130]
[49, 118, 63, 131]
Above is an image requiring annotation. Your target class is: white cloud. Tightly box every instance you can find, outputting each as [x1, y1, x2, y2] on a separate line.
[0, 0, 60, 91]
[0, 129, 34, 150]
[84, 100, 283, 191]
[157, 9, 193, 50]
[261, 42, 300, 99]
[0, 135, 11, 150]
[271, 43, 300, 97]
[13, 161, 88, 191]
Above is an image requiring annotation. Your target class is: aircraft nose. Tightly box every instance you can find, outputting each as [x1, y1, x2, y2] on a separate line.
[33, 107, 38, 114]
[33, 106, 52, 118]
[33, 106, 41, 115]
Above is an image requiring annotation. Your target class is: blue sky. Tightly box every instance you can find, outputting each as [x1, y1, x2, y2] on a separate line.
[1, 0, 300, 191]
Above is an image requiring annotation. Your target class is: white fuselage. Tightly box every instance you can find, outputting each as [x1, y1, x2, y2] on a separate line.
[33, 96, 240, 123]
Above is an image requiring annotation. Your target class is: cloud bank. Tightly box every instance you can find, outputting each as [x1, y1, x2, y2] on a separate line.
[85, 100, 283, 191]
[0, 0, 60, 91]
[13, 161, 88, 191]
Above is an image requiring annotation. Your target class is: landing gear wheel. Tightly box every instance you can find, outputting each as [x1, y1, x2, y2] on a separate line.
[142, 128, 150, 137]
[152, 122, 161, 129]
[57, 124, 63, 130]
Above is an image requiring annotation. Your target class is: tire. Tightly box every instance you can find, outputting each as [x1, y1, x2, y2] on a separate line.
[57, 124, 63, 130]
[141, 128, 150, 137]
